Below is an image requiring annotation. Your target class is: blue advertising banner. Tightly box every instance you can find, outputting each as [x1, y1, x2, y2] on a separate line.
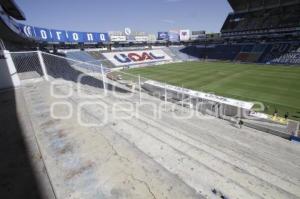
[18, 23, 110, 43]
[157, 32, 169, 40]
[67, 31, 84, 43]
[82, 32, 99, 43]
[66, 32, 109, 43]
[19, 24, 35, 38]
[51, 29, 67, 42]
[34, 27, 52, 42]
[95, 32, 109, 43]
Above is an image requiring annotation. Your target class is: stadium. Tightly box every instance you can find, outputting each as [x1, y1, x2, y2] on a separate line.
[0, 0, 300, 199]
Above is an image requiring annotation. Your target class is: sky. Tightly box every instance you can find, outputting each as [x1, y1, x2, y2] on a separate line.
[15, 0, 232, 34]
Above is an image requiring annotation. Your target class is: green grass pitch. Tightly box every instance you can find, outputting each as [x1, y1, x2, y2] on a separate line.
[127, 61, 300, 120]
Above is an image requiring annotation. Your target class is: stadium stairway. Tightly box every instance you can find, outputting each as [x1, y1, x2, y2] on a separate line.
[85, 50, 116, 68]
[14, 56, 300, 199]
[235, 44, 267, 63]
[20, 79, 204, 199]
[65, 51, 103, 66]
[160, 47, 180, 61]
[61, 51, 113, 74]
[166, 46, 199, 61]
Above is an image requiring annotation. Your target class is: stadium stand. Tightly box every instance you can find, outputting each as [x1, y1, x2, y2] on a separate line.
[167, 46, 199, 61]
[271, 52, 300, 64]
[63, 50, 111, 72]
[222, 0, 300, 39]
[220, 0, 300, 66]
[58, 41, 300, 67]
[111, 46, 149, 51]
[259, 42, 300, 63]
[85, 50, 116, 68]
[235, 44, 267, 62]
[175, 42, 300, 64]
[60, 46, 230, 67]
[179, 44, 242, 61]
[160, 47, 181, 61]
[65, 51, 101, 64]
[86, 50, 104, 60]
[63, 47, 199, 68]
[235, 45, 253, 62]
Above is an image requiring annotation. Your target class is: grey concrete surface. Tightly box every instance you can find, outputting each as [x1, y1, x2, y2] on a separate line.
[16, 78, 300, 199]
[0, 88, 56, 199]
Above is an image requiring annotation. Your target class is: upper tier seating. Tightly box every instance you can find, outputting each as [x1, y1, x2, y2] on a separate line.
[222, 4, 300, 33]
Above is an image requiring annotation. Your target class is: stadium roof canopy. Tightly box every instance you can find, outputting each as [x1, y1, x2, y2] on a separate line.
[0, 0, 25, 20]
[228, 0, 300, 13]
[0, 0, 35, 46]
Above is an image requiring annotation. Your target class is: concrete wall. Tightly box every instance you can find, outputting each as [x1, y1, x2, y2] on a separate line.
[0, 58, 13, 89]
[0, 50, 20, 90]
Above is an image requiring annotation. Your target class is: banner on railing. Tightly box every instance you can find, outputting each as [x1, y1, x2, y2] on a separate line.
[144, 80, 254, 110]
[19, 23, 110, 43]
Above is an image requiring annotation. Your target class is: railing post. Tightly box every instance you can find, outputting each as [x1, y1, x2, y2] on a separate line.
[138, 75, 141, 103]
[3, 50, 20, 87]
[164, 83, 167, 110]
[37, 51, 49, 81]
[100, 63, 107, 95]
[181, 84, 184, 107]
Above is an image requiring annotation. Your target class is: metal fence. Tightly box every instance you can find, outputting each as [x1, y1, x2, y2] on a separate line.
[10, 50, 107, 84]
[10, 51, 42, 80]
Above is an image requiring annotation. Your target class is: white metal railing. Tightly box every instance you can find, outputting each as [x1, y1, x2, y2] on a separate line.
[8, 50, 108, 85]
[9, 51, 42, 81]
